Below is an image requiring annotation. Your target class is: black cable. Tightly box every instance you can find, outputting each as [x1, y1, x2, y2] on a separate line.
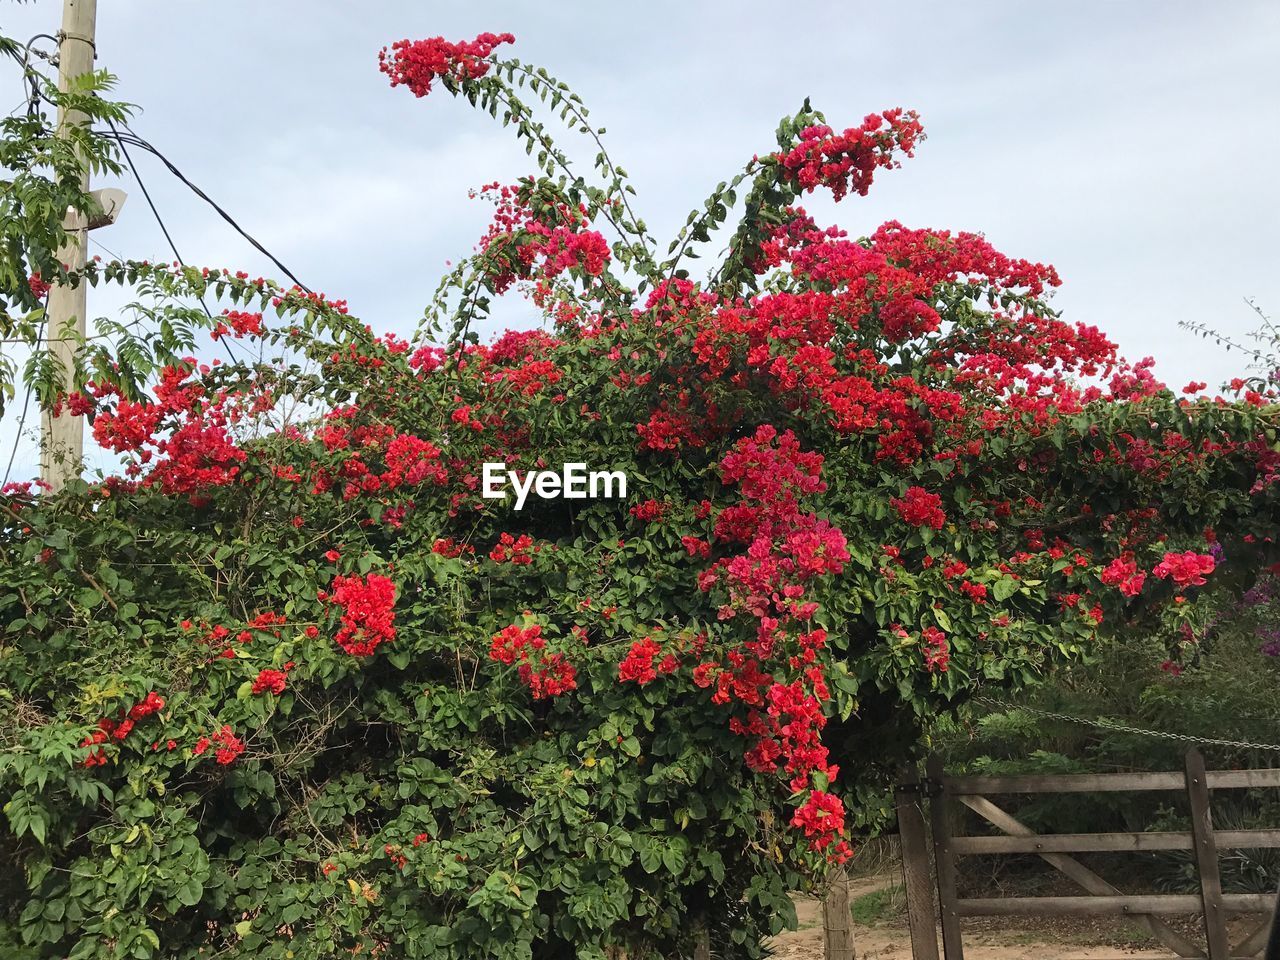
[88, 235, 123, 262]
[108, 121, 200, 300]
[12, 34, 59, 117]
[3, 288, 51, 488]
[104, 118, 244, 368]
[99, 125, 311, 293]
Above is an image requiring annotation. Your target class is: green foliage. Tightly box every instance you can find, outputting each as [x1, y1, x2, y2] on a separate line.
[0, 482, 802, 958]
[0, 45, 129, 414]
[849, 883, 904, 925]
[940, 616, 1280, 893]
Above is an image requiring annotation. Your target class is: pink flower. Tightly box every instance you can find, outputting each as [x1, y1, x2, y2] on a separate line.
[1153, 551, 1215, 588]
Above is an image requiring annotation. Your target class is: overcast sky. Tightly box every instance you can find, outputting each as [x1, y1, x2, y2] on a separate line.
[2, 0, 1278, 480]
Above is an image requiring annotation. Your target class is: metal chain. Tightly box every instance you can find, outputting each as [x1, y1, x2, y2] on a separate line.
[972, 696, 1280, 753]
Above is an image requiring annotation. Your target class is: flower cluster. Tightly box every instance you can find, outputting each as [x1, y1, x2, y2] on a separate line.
[691, 427, 852, 860]
[489, 532, 538, 564]
[193, 725, 246, 766]
[790, 790, 849, 857]
[324, 573, 397, 657]
[78, 692, 167, 766]
[89, 361, 249, 502]
[251, 668, 288, 696]
[1101, 555, 1147, 597]
[1153, 551, 1216, 588]
[892, 486, 946, 529]
[210, 309, 264, 341]
[475, 181, 612, 291]
[378, 32, 515, 97]
[629, 500, 667, 523]
[488, 623, 577, 699]
[774, 110, 924, 201]
[617, 636, 677, 685]
[432, 537, 475, 558]
[28, 271, 51, 299]
[921, 626, 950, 673]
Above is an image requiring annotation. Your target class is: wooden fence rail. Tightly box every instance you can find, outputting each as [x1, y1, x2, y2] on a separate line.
[896, 749, 1280, 960]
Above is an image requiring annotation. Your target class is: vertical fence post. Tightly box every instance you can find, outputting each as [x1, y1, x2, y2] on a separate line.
[896, 764, 941, 960]
[926, 756, 965, 960]
[822, 862, 856, 960]
[1184, 747, 1229, 960]
[692, 921, 711, 960]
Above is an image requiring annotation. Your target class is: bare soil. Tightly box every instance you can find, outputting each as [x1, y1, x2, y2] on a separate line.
[767, 876, 1271, 960]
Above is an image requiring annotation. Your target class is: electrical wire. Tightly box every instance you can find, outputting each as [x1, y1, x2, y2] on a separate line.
[108, 120, 201, 301]
[2, 53, 310, 482]
[4, 33, 59, 117]
[88, 235, 123, 262]
[2, 288, 51, 488]
[972, 696, 1280, 753]
[99, 124, 312, 293]
[104, 117, 246, 365]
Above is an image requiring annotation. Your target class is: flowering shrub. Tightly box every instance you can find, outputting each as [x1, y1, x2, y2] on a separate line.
[3, 29, 1280, 960]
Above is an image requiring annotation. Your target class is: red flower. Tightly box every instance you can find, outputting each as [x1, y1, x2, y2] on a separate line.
[433, 537, 475, 558]
[28, 271, 51, 299]
[618, 637, 663, 685]
[681, 536, 712, 559]
[210, 309, 264, 341]
[327, 573, 397, 656]
[892, 486, 946, 529]
[489, 623, 543, 665]
[489, 623, 576, 699]
[629, 499, 667, 523]
[193, 725, 245, 765]
[921, 626, 949, 672]
[128, 691, 165, 720]
[379, 32, 515, 98]
[489, 532, 537, 565]
[790, 790, 849, 861]
[774, 109, 923, 202]
[1101, 556, 1146, 597]
[251, 669, 288, 696]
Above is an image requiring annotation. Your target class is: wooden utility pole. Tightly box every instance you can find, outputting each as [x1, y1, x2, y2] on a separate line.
[40, 0, 97, 492]
[822, 862, 856, 960]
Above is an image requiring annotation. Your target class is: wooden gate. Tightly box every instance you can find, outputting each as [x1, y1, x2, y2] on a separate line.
[896, 749, 1280, 960]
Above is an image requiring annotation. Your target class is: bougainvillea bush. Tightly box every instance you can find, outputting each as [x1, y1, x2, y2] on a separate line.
[3, 31, 1280, 960]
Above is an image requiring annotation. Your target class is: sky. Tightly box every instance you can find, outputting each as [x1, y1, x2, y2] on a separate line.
[2, 0, 1278, 480]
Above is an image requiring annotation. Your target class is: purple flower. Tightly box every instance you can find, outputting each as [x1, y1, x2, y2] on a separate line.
[1244, 580, 1275, 608]
[1258, 626, 1280, 656]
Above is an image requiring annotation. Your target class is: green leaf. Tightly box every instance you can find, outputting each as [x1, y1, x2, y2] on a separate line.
[992, 578, 1019, 602]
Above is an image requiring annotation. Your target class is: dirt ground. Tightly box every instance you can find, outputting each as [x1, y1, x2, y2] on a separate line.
[767, 875, 1270, 960]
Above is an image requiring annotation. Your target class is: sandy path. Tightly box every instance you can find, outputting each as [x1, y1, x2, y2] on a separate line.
[768, 879, 1181, 960]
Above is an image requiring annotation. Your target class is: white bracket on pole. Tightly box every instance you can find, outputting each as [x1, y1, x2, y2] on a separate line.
[84, 187, 126, 230]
